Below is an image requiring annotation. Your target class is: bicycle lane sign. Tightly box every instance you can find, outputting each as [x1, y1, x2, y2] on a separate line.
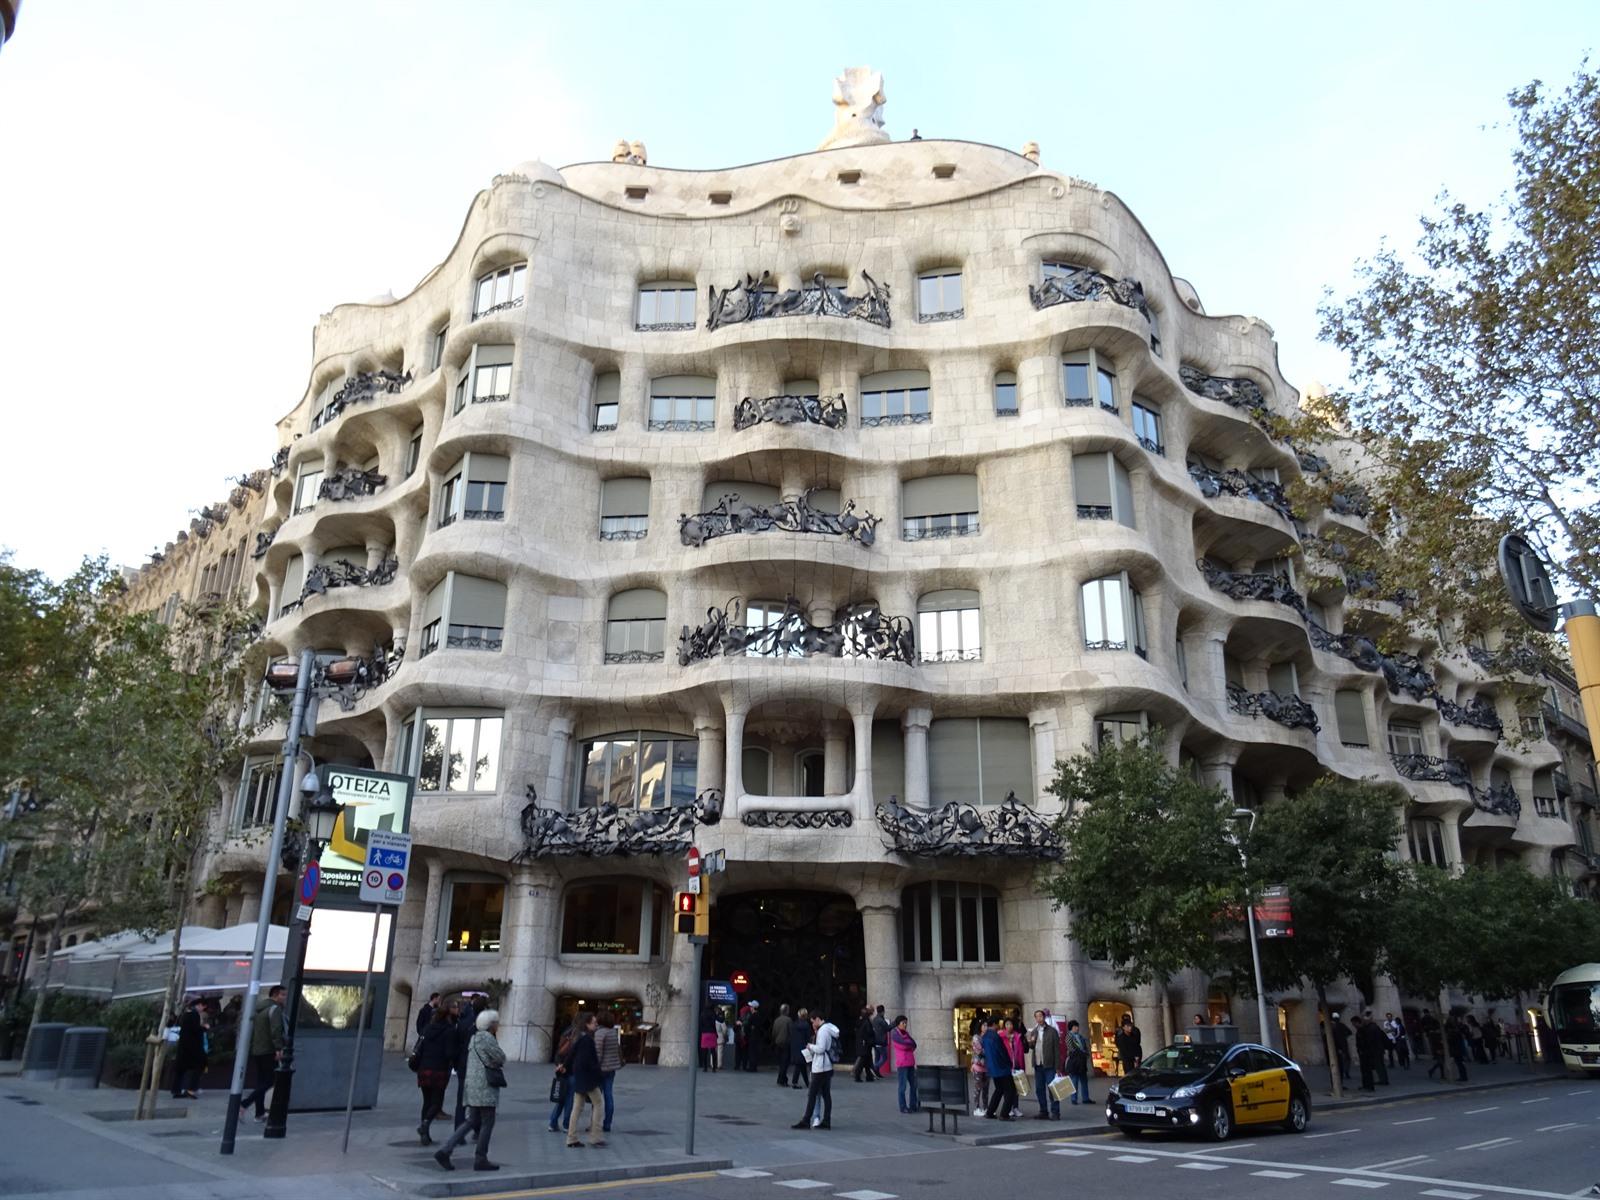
[358, 830, 412, 906]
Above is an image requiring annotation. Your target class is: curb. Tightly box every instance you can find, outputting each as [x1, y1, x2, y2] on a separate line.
[399, 1157, 734, 1198]
[1316, 1069, 1564, 1112]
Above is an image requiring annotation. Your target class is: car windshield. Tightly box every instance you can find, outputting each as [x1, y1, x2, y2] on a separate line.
[1134, 1045, 1228, 1074]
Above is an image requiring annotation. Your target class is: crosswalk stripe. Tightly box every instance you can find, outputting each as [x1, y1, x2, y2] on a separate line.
[1110, 1154, 1156, 1163]
[1419, 1190, 1481, 1199]
[1177, 1162, 1229, 1171]
[720, 1169, 774, 1179]
[834, 1191, 897, 1200]
[775, 1182, 832, 1191]
[1048, 1148, 1094, 1156]
[1332, 1180, 1388, 1190]
[1253, 1170, 1305, 1180]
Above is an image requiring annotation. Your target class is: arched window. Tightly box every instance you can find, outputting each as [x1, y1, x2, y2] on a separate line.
[474, 263, 526, 318]
[901, 882, 1000, 964]
[560, 879, 668, 959]
[605, 589, 666, 662]
[575, 730, 696, 809]
[918, 590, 981, 662]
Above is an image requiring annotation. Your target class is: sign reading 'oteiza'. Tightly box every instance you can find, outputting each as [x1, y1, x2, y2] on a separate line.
[318, 766, 415, 898]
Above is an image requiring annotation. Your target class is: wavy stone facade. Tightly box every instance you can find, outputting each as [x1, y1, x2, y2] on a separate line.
[187, 125, 1597, 1069]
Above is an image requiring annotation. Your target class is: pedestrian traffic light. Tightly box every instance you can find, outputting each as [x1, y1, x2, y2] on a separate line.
[675, 891, 697, 934]
[674, 885, 710, 936]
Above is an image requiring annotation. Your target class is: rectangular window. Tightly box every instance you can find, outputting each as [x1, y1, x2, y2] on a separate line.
[604, 617, 666, 661]
[636, 285, 695, 329]
[429, 325, 448, 371]
[1387, 720, 1425, 758]
[1095, 711, 1146, 749]
[1063, 361, 1092, 406]
[1408, 818, 1448, 867]
[1073, 452, 1135, 527]
[234, 760, 281, 831]
[993, 371, 1018, 415]
[917, 271, 964, 320]
[439, 473, 461, 526]
[444, 880, 504, 953]
[862, 387, 931, 423]
[404, 427, 423, 478]
[1267, 661, 1299, 697]
[294, 468, 323, 514]
[1082, 575, 1145, 656]
[593, 373, 621, 431]
[1335, 690, 1369, 747]
[1176, 639, 1189, 689]
[473, 264, 526, 318]
[1097, 367, 1117, 413]
[1062, 351, 1118, 412]
[1132, 402, 1164, 455]
[464, 480, 506, 519]
[900, 882, 1000, 965]
[414, 713, 502, 794]
[600, 477, 650, 540]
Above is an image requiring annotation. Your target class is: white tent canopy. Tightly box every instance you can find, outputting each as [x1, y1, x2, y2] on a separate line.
[47, 924, 287, 999]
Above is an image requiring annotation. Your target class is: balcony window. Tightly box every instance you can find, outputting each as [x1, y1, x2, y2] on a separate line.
[403, 709, 503, 794]
[1335, 690, 1370, 748]
[993, 370, 1018, 416]
[453, 345, 513, 413]
[605, 588, 666, 662]
[438, 453, 509, 526]
[918, 590, 981, 662]
[861, 369, 931, 427]
[419, 573, 506, 657]
[293, 468, 323, 515]
[1407, 817, 1449, 868]
[473, 263, 526, 319]
[575, 731, 697, 809]
[917, 270, 964, 322]
[1095, 711, 1148, 749]
[901, 882, 1000, 965]
[636, 282, 696, 331]
[592, 372, 621, 431]
[1132, 400, 1165, 455]
[442, 879, 503, 953]
[1081, 574, 1147, 657]
[560, 879, 669, 959]
[902, 473, 980, 540]
[429, 324, 448, 371]
[1062, 350, 1118, 413]
[1073, 452, 1135, 527]
[648, 375, 716, 431]
[600, 477, 650, 540]
[1267, 661, 1300, 697]
[1386, 720, 1425, 758]
[929, 717, 1033, 808]
[1176, 637, 1189, 689]
[743, 599, 800, 658]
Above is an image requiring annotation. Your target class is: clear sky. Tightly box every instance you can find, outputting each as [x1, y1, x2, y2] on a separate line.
[0, 1, 1594, 580]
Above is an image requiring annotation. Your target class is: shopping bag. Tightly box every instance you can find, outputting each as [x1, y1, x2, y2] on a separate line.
[1012, 1068, 1031, 1098]
[1049, 1075, 1074, 1102]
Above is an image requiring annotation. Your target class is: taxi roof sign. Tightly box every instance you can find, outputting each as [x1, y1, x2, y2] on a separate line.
[1173, 1025, 1241, 1046]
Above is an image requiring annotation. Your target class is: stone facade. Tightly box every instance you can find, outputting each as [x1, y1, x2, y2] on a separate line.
[164, 106, 1597, 1071]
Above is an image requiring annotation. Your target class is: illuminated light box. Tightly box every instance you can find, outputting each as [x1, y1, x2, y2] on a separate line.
[304, 908, 392, 973]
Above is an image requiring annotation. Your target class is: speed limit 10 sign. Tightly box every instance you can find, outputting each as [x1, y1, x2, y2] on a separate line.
[358, 830, 412, 905]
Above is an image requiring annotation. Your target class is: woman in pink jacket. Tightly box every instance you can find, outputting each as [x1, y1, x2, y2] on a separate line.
[888, 1015, 919, 1114]
[1001, 1017, 1026, 1116]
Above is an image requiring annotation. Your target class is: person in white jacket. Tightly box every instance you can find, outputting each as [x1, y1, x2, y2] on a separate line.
[792, 1014, 839, 1130]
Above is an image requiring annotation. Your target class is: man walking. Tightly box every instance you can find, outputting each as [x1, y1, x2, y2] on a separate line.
[560, 1012, 607, 1149]
[452, 995, 477, 1130]
[1063, 1020, 1091, 1105]
[1113, 1014, 1142, 1075]
[871, 1004, 890, 1077]
[1384, 1011, 1409, 1068]
[792, 1012, 839, 1129]
[981, 1017, 1018, 1120]
[852, 1005, 878, 1082]
[771, 1005, 793, 1086]
[242, 985, 286, 1120]
[415, 991, 440, 1037]
[1329, 1011, 1352, 1083]
[1423, 1012, 1447, 1080]
[744, 1000, 763, 1072]
[1027, 1010, 1060, 1120]
[1353, 1014, 1385, 1091]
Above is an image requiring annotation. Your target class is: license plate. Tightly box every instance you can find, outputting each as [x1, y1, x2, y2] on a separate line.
[1122, 1102, 1158, 1115]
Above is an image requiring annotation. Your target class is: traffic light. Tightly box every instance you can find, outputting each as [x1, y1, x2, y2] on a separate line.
[674, 886, 711, 936]
[675, 891, 697, 935]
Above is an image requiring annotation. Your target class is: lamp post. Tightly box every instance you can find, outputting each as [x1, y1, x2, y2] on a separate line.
[263, 777, 342, 1139]
[1231, 807, 1273, 1052]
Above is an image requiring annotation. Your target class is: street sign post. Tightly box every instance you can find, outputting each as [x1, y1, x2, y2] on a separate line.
[342, 830, 411, 1153]
[704, 848, 726, 875]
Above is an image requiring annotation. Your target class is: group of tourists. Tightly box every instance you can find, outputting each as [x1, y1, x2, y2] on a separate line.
[966, 1008, 1095, 1121]
[1323, 1007, 1525, 1091]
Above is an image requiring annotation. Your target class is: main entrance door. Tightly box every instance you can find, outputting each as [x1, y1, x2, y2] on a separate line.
[706, 891, 866, 1051]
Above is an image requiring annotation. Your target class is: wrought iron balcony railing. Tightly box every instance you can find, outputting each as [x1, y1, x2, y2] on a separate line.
[681, 488, 879, 548]
[1226, 683, 1321, 733]
[1391, 752, 1474, 792]
[1076, 504, 1113, 520]
[599, 518, 648, 541]
[742, 809, 854, 829]
[920, 647, 982, 663]
[317, 466, 386, 503]
[648, 418, 715, 432]
[707, 271, 891, 330]
[1027, 265, 1158, 352]
[733, 392, 848, 431]
[902, 514, 979, 541]
[916, 307, 964, 324]
[1480, 781, 1523, 819]
[603, 648, 665, 664]
[679, 596, 914, 666]
[252, 528, 278, 559]
[1436, 696, 1504, 736]
[278, 556, 398, 615]
[861, 411, 932, 428]
[517, 785, 723, 859]
[1180, 365, 1274, 434]
[1542, 703, 1592, 743]
[876, 792, 1062, 859]
[314, 369, 413, 431]
[1136, 435, 1166, 456]
[1187, 462, 1297, 525]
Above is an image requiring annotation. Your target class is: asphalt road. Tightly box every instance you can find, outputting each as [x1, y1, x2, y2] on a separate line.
[472, 1077, 1600, 1200]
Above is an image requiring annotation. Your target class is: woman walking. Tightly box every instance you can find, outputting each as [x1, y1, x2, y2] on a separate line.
[170, 998, 208, 1099]
[699, 1004, 718, 1071]
[888, 1015, 918, 1113]
[414, 1006, 457, 1144]
[788, 1007, 810, 1089]
[434, 1009, 506, 1173]
[594, 1010, 623, 1134]
[549, 1016, 580, 1132]
[1001, 1017, 1026, 1117]
[969, 1023, 989, 1115]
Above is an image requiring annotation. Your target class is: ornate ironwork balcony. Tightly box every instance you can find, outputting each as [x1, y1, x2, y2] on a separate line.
[1466, 642, 1549, 678]
[1226, 683, 1321, 733]
[1136, 435, 1166, 456]
[1187, 462, 1297, 525]
[291, 556, 398, 609]
[1481, 782, 1524, 818]
[598, 523, 648, 542]
[517, 785, 723, 859]
[920, 647, 982, 663]
[311, 642, 404, 712]
[707, 271, 891, 331]
[635, 320, 695, 333]
[317, 466, 386, 502]
[1298, 450, 1329, 474]
[252, 528, 278, 560]
[902, 515, 979, 540]
[1330, 488, 1371, 518]
[741, 809, 854, 829]
[318, 369, 413, 429]
[1027, 266, 1158, 350]
[916, 307, 965, 324]
[592, 418, 619, 432]
[1436, 696, 1503, 736]
[270, 446, 290, 477]
[474, 296, 523, 320]
[1199, 559, 1306, 613]
[1076, 504, 1113, 520]
[733, 392, 848, 431]
[1391, 752, 1474, 792]
[681, 488, 879, 548]
[471, 392, 510, 406]
[447, 633, 503, 652]
[604, 649, 665, 664]
[875, 792, 1062, 860]
[861, 411, 932, 428]
[679, 596, 914, 666]
[647, 418, 715, 432]
[1180, 365, 1274, 431]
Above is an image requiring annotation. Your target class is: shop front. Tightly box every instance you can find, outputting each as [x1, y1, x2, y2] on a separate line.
[552, 993, 658, 1064]
[1087, 998, 1133, 1076]
[951, 999, 1022, 1067]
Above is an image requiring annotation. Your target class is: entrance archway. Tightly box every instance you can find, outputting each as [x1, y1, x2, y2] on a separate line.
[706, 890, 865, 1051]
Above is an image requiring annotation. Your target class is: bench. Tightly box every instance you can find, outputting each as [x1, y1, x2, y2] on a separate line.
[915, 1064, 971, 1134]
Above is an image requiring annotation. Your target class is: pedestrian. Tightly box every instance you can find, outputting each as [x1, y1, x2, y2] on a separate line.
[970, 1021, 990, 1115]
[171, 997, 208, 1099]
[1383, 1012, 1409, 1068]
[414, 1004, 456, 1144]
[434, 1009, 505, 1172]
[852, 1005, 879, 1082]
[1423, 1012, 1447, 1080]
[771, 1004, 794, 1086]
[744, 1000, 763, 1072]
[1354, 1014, 1386, 1092]
[1027, 1009, 1060, 1120]
[450, 995, 479, 1130]
[1213, 1011, 1231, 1025]
[889, 1015, 919, 1113]
[594, 1009, 623, 1134]
[1482, 1010, 1501, 1063]
[1113, 1014, 1142, 1075]
[560, 1012, 607, 1149]
[788, 1006, 811, 1089]
[1467, 1015, 1488, 1064]
[1329, 1011, 1352, 1083]
[1001, 1017, 1026, 1116]
[415, 991, 440, 1037]
[717, 1008, 730, 1070]
[548, 1016, 581, 1132]
[1363, 1012, 1390, 1085]
[792, 1011, 839, 1130]
[981, 1018, 1018, 1121]
[1444, 1014, 1469, 1082]
[240, 985, 286, 1119]
[1064, 1020, 1091, 1105]
[698, 1004, 718, 1072]
[1192, 1013, 1206, 1026]
[872, 1004, 890, 1077]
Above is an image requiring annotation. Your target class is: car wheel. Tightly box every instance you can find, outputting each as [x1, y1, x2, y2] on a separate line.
[1282, 1094, 1310, 1133]
[1206, 1100, 1232, 1142]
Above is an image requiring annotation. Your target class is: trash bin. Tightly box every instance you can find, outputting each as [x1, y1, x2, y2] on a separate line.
[57, 1026, 108, 1089]
[21, 1022, 70, 1082]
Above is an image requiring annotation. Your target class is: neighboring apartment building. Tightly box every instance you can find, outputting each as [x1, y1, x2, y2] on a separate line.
[72, 74, 1600, 1068]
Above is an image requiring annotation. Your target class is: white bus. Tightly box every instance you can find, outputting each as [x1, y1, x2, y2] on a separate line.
[1546, 963, 1600, 1077]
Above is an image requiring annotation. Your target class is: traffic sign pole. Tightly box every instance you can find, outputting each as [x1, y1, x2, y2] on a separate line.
[340, 902, 384, 1154]
[685, 934, 706, 1156]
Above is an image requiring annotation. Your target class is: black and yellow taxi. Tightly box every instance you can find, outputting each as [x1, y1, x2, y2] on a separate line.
[1105, 1032, 1312, 1141]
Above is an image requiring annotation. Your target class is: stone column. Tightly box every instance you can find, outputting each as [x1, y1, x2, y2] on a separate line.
[902, 707, 931, 808]
[238, 887, 261, 927]
[499, 864, 559, 1062]
[823, 720, 851, 796]
[365, 538, 389, 571]
[417, 855, 445, 970]
[1028, 708, 1058, 808]
[1442, 808, 1466, 874]
[542, 716, 575, 809]
[723, 705, 747, 818]
[859, 900, 902, 1019]
[694, 716, 725, 796]
[851, 702, 876, 819]
[1200, 749, 1238, 797]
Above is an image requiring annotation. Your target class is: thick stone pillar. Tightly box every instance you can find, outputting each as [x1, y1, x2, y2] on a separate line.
[902, 707, 931, 809]
[694, 716, 725, 796]
[417, 855, 445, 970]
[499, 864, 559, 1062]
[1442, 808, 1465, 874]
[1028, 708, 1058, 808]
[851, 702, 876, 819]
[238, 887, 261, 927]
[859, 901, 901, 1019]
[723, 706, 747, 818]
[823, 720, 851, 796]
[542, 716, 575, 809]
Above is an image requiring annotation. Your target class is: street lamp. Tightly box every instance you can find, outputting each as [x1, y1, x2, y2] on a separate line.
[1231, 807, 1273, 1051]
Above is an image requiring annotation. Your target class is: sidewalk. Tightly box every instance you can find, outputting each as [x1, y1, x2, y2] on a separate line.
[0, 1052, 1568, 1198]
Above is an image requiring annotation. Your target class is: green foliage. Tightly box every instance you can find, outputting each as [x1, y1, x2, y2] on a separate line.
[1038, 734, 1244, 993]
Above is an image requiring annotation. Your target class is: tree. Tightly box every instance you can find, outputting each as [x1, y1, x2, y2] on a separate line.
[1038, 734, 1244, 1046]
[1232, 777, 1405, 1097]
[1291, 62, 1600, 636]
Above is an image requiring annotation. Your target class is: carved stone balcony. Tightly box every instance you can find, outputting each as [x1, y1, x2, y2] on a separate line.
[876, 793, 1062, 860]
[1027, 266, 1158, 350]
[1180, 365, 1274, 433]
[707, 271, 891, 331]
[733, 392, 848, 432]
[1480, 781, 1524, 819]
[680, 488, 879, 548]
[679, 596, 914, 666]
[1188, 462, 1297, 526]
[517, 786, 723, 858]
[317, 466, 386, 503]
[1226, 683, 1321, 733]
